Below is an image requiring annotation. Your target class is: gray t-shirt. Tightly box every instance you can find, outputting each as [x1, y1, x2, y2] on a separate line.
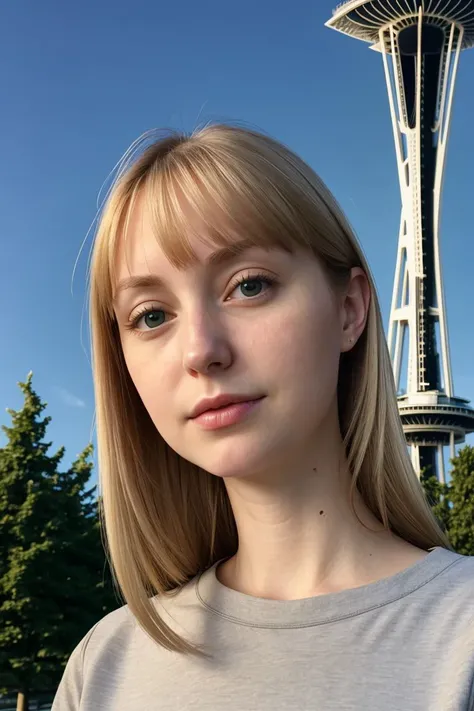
[52, 546, 474, 710]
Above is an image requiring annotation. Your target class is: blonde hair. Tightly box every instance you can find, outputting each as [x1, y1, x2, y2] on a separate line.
[88, 123, 451, 657]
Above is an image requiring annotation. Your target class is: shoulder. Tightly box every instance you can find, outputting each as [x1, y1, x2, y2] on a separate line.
[435, 548, 474, 592]
[73, 604, 137, 670]
[424, 549, 474, 628]
[52, 579, 201, 710]
[51, 605, 135, 710]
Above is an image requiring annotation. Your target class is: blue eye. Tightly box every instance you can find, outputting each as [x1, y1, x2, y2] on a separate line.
[126, 307, 168, 333]
[141, 310, 166, 329]
[228, 271, 277, 299]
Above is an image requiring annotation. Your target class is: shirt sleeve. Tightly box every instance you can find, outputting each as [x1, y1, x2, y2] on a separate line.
[51, 623, 100, 711]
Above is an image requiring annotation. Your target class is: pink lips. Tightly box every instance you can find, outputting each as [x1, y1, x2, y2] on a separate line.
[190, 397, 265, 430]
[189, 393, 264, 419]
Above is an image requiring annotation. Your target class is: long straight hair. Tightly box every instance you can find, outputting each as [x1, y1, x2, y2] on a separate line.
[88, 123, 452, 657]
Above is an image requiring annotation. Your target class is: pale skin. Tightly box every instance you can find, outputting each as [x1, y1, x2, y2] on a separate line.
[113, 193, 428, 602]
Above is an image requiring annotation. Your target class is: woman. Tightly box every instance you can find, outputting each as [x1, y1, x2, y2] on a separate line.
[52, 124, 474, 710]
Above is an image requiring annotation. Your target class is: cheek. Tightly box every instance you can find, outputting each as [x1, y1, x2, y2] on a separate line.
[121, 339, 179, 431]
[267, 293, 342, 403]
[267, 287, 341, 357]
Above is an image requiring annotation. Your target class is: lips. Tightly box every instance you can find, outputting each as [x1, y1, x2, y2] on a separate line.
[189, 394, 264, 419]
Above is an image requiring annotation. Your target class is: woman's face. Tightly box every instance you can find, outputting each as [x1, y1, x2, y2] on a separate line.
[112, 194, 367, 481]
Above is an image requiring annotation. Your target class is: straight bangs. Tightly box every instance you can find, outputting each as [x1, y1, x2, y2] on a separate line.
[140, 143, 304, 267]
[97, 127, 358, 321]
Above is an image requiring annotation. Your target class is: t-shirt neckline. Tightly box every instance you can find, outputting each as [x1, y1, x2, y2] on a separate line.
[195, 546, 460, 628]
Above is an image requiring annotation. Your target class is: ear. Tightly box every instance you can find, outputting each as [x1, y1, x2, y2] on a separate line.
[340, 267, 371, 353]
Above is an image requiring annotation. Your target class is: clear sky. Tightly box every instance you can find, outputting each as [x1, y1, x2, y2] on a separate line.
[1, 0, 473, 483]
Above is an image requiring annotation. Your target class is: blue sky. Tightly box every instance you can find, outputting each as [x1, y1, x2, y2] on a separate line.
[1, 0, 473, 485]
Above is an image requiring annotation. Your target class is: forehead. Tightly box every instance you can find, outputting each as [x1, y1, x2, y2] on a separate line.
[113, 185, 295, 284]
[116, 191, 213, 272]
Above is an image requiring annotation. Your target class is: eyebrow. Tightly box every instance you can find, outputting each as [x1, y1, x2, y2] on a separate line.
[113, 239, 262, 305]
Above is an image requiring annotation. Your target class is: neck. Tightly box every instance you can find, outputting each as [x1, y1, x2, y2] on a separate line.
[218, 419, 427, 600]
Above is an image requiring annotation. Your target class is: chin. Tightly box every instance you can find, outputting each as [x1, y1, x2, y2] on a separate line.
[191, 450, 262, 480]
[184, 433, 287, 481]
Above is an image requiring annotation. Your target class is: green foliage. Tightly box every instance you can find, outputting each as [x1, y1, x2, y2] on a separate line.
[421, 445, 474, 557]
[0, 373, 119, 705]
[420, 465, 451, 534]
[446, 446, 474, 556]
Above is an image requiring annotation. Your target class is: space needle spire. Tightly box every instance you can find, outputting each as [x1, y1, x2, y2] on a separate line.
[326, 1, 474, 481]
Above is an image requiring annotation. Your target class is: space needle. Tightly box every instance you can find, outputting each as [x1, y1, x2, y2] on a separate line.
[326, 1, 474, 481]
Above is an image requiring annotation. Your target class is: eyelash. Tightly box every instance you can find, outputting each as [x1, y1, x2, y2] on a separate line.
[123, 271, 278, 336]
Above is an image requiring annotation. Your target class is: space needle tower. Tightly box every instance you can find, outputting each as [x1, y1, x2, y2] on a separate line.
[326, 1, 474, 481]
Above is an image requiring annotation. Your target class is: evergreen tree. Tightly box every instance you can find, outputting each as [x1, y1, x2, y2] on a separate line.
[447, 445, 474, 556]
[0, 373, 118, 711]
[420, 465, 451, 536]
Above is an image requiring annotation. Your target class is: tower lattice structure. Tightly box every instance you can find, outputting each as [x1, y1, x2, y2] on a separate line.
[326, 0, 474, 481]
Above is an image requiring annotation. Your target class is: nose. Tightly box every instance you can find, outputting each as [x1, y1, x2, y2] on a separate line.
[182, 307, 233, 375]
